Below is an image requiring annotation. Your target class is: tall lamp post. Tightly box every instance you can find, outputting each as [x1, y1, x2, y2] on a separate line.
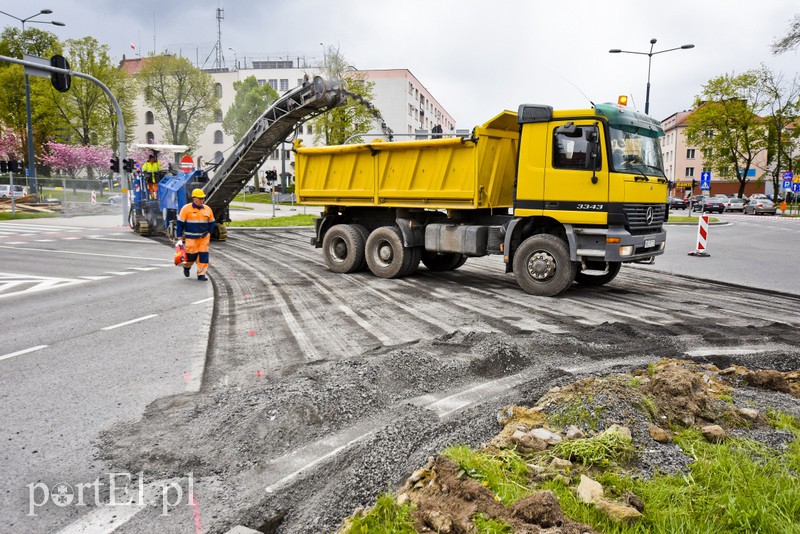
[0, 9, 65, 194]
[609, 38, 694, 116]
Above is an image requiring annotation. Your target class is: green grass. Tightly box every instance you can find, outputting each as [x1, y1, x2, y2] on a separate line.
[232, 192, 274, 203]
[541, 423, 800, 533]
[0, 211, 59, 220]
[547, 398, 604, 431]
[551, 427, 635, 467]
[473, 513, 514, 533]
[668, 215, 720, 223]
[444, 445, 531, 505]
[227, 214, 315, 227]
[342, 492, 416, 534]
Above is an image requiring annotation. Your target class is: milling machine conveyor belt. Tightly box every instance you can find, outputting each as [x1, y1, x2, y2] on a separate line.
[203, 76, 347, 219]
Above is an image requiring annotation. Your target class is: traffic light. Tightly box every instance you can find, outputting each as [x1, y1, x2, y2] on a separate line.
[8, 160, 21, 173]
[110, 157, 120, 173]
[122, 158, 134, 173]
[0, 161, 6, 173]
[50, 55, 71, 93]
[692, 179, 697, 189]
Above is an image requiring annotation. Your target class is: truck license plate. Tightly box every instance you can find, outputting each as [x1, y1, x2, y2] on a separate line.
[644, 239, 655, 248]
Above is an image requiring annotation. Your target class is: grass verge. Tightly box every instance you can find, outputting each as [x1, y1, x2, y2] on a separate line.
[227, 214, 315, 227]
[0, 211, 58, 220]
[341, 492, 416, 534]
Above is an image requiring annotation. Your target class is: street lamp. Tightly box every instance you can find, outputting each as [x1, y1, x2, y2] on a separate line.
[227, 47, 237, 70]
[0, 8, 65, 194]
[609, 38, 694, 116]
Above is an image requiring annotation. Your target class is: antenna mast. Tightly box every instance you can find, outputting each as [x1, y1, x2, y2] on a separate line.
[214, 7, 225, 69]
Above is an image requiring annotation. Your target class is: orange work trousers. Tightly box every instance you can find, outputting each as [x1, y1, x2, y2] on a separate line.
[183, 235, 211, 276]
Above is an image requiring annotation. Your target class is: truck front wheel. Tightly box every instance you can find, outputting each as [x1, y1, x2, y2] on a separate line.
[322, 224, 366, 273]
[365, 226, 411, 279]
[574, 262, 621, 287]
[513, 235, 576, 296]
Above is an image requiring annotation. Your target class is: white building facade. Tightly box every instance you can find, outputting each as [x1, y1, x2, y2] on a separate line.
[123, 58, 456, 188]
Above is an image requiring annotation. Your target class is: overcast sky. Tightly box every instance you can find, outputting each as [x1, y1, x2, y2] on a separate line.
[2, 0, 798, 128]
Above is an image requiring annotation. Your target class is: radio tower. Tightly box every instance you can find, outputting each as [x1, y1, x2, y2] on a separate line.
[214, 7, 225, 69]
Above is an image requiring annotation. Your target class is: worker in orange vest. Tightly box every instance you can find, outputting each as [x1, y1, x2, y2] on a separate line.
[176, 188, 215, 281]
[142, 154, 161, 199]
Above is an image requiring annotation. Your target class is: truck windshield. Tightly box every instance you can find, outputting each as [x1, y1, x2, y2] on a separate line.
[609, 127, 665, 177]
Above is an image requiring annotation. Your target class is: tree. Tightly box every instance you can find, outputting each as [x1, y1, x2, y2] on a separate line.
[772, 14, 800, 54]
[311, 46, 380, 145]
[136, 55, 219, 158]
[0, 27, 63, 169]
[0, 128, 22, 160]
[685, 71, 769, 199]
[51, 37, 137, 150]
[222, 75, 279, 143]
[759, 66, 800, 199]
[40, 142, 111, 193]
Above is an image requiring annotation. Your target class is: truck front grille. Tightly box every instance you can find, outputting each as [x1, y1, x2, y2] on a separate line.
[623, 203, 666, 234]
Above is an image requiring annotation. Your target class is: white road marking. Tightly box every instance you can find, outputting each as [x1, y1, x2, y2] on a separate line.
[34, 239, 55, 242]
[55, 505, 143, 534]
[107, 271, 134, 276]
[0, 345, 48, 362]
[5, 241, 25, 244]
[101, 314, 158, 331]
[0, 273, 88, 299]
[130, 267, 158, 271]
[80, 275, 112, 280]
[191, 297, 214, 304]
[0, 245, 167, 261]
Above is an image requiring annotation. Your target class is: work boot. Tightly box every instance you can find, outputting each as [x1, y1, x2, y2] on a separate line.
[183, 267, 191, 277]
[197, 275, 207, 281]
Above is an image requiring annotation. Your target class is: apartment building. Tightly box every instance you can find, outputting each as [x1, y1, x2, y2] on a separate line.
[660, 108, 767, 198]
[121, 57, 455, 187]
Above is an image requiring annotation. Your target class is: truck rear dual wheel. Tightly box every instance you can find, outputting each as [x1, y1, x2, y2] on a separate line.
[323, 224, 367, 273]
[421, 251, 467, 272]
[365, 226, 416, 279]
[513, 234, 577, 297]
[574, 262, 621, 287]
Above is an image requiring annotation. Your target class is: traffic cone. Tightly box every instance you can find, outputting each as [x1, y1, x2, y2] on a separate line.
[688, 213, 710, 257]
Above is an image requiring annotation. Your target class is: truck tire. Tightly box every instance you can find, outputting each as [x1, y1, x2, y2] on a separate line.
[352, 224, 371, 271]
[403, 246, 422, 276]
[365, 226, 412, 279]
[513, 234, 576, 296]
[212, 225, 228, 241]
[574, 262, 621, 287]
[422, 251, 466, 272]
[323, 224, 366, 273]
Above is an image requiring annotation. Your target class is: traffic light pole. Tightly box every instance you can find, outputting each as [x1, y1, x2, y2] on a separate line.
[0, 54, 129, 225]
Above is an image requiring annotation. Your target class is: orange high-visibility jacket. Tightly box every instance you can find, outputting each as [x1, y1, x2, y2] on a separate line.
[177, 202, 215, 239]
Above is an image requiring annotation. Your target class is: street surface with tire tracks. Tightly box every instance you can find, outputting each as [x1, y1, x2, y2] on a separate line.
[93, 226, 800, 533]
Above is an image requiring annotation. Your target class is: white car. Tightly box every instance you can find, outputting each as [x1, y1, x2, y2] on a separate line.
[0, 184, 27, 198]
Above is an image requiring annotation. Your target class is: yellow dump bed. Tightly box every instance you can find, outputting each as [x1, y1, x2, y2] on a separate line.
[295, 111, 520, 209]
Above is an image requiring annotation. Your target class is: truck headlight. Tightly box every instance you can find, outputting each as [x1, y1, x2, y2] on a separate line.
[620, 245, 634, 256]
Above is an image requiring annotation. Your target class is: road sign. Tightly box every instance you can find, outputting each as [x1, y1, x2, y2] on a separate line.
[783, 171, 794, 180]
[22, 54, 50, 79]
[180, 155, 194, 173]
[784, 180, 793, 190]
[700, 171, 711, 191]
[794, 183, 800, 193]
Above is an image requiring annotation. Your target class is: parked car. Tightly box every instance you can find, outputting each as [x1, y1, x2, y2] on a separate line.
[668, 196, 687, 210]
[0, 184, 27, 198]
[724, 197, 745, 212]
[688, 195, 706, 210]
[744, 198, 776, 215]
[696, 197, 726, 213]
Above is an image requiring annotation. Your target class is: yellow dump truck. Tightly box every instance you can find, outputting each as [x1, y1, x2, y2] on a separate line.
[294, 102, 668, 296]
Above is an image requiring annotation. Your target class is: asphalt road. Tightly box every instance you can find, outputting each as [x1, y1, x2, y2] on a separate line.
[0, 220, 212, 533]
[634, 212, 800, 293]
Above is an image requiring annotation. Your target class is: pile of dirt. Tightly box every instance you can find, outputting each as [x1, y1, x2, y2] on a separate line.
[348, 359, 800, 532]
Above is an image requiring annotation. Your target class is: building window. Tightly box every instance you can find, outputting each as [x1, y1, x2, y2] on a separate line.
[408, 104, 413, 116]
[685, 167, 695, 177]
[214, 151, 223, 164]
[145, 111, 154, 125]
[409, 82, 413, 94]
[306, 124, 312, 134]
[214, 83, 222, 98]
[702, 148, 712, 159]
[280, 79, 289, 91]
[704, 129, 713, 138]
[257, 79, 266, 87]
[214, 109, 223, 122]
[214, 130, 223, 144]
[268, 79, 277, 90]
[686, 149, 695, 159]
[146, 131, 155, 144]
